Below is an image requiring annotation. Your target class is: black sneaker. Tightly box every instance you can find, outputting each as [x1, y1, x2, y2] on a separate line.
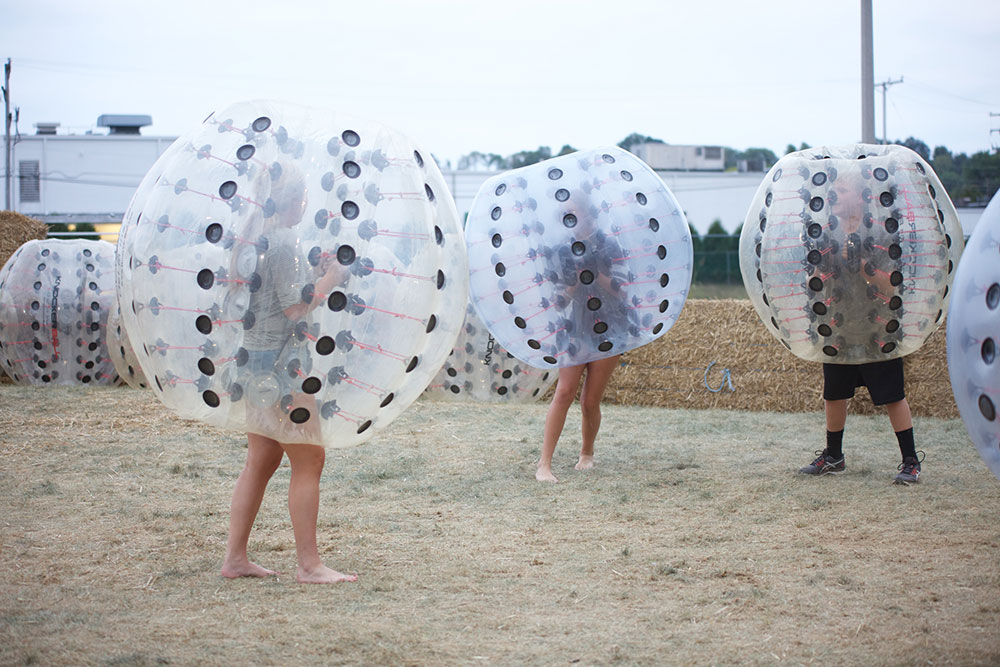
[798, 449, 845, 475]
[894, 451, 925, 485]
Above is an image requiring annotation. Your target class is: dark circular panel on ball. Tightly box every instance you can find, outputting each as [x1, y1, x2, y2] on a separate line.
[251, 117, 271, 132]
[328, 292, 347, 311]
[316, 336, 335, 355]
[219, 181, 238, 200]
[197, 269, 215, 289]
[343, 161, 361, 178]
[205, 223, 223, 243]
[342, 130, 360, 146]
[987, 284, 1000, 310]
[337, 245, 356, 265]
[982, 338, 997, 365]
[979, 395, 997, 421]
[341, 201, 359, 220]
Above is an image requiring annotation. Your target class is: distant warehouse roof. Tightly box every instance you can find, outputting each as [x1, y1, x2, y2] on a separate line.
[97, 114, 152, 135]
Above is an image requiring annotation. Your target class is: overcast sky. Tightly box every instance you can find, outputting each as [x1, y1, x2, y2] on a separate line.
[4, 0, 998, 166]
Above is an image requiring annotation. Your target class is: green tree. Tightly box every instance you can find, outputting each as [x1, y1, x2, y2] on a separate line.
[959, 151, 1000, 202]
[556, 144, 576, 156]
[618, 133, 664, 152]
[507, 146, 552, 169]
[784, 144, 798, 155]
[897, 136, 931, 162]
[932, 145, 961, 194]
[695, 219, 739, 283]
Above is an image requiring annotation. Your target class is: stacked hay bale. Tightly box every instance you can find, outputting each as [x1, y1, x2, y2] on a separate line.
[602, 299, 955, 419]
[0, 210, 48, 266]
[0, 211, 49, 384]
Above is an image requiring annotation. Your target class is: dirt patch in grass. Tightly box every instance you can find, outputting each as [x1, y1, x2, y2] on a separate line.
[1, 385, 998, 665]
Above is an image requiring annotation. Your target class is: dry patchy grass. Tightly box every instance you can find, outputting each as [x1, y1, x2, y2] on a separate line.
[1, 385, 998, 665]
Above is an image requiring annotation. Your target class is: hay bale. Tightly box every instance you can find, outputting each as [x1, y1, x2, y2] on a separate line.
[0, 210, 48, 268]
[599, 299, 956, 419]
[0, 211, 48, 385]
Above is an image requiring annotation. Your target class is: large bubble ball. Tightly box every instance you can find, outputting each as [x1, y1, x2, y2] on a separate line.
[116, 100, 468, 448]
[739, 144, 963, 364]
[0, 238, 118, 385]
[947, 188, 1000, 480]
[425, 302, 557, 402]
[465, 146, 693, 368]
[107, 300, 148, 390]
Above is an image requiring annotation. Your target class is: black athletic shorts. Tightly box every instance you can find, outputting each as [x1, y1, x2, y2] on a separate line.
[822, 357, 905, 405]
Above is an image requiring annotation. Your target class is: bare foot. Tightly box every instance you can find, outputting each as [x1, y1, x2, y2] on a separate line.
[297, 564, 358, 584]
[536, 467, 559, 482]
[575, 454, 594, 470]
[221, 559, 278, 579]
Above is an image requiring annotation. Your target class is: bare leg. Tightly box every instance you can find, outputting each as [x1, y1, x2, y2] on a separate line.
[281, 442, 357, 584]
[221, 434, 284, 578]
[885, 398, 913, 432]
[825, 398, 849, 432]
[537, 365, 586, 482]
[575, 355, 621, 470]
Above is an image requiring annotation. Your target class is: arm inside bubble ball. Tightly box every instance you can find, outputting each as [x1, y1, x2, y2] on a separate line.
[282, 256, 348, 321]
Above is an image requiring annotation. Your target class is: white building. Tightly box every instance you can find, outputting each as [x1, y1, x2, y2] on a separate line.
[630, 142, 726, 172]
[0, 123, 984, 238]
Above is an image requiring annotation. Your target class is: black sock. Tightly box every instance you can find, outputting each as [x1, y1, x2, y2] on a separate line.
[896, 428, 916, 461]
[826, 430, 844, 460]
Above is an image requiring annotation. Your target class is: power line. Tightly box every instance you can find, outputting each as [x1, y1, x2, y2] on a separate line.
[876, 77, 904, 145]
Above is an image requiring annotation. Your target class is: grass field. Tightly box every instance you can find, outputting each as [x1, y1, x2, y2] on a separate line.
[1, 385, 998, 665]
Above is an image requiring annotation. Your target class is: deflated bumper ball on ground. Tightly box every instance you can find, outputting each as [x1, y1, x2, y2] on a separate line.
[425, 301, 557, 402]
[0, 239, 118, 385]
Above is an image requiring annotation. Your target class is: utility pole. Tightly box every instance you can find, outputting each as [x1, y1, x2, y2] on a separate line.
[991, 112, 1000, 151]
[877, 76, 904, 144]
[860, 0, 876, 143]
[3, 58, 11, 210]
